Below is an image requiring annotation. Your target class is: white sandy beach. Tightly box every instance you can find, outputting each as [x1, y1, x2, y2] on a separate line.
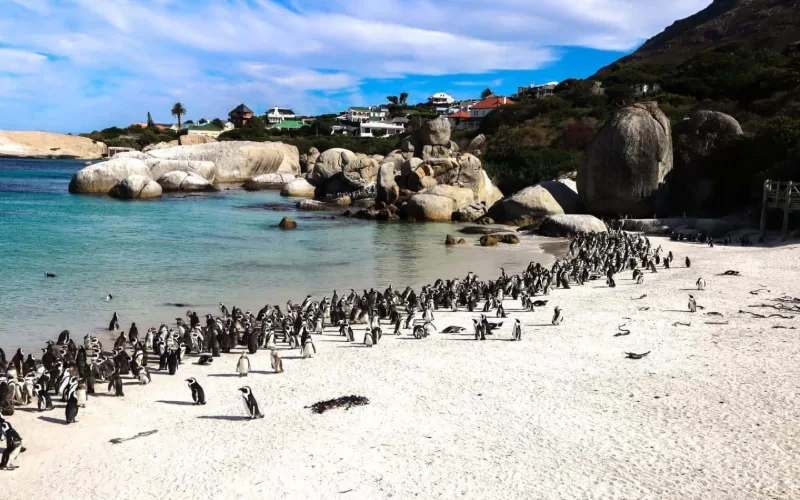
[5, 237, 800, 499]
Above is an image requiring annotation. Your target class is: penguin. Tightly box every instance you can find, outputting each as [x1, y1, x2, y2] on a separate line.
[35, 383, 53, 411]
[57, 329, 70, 346]
[65, 389, 79, 424]
[137, 366, 151, 385]
[685, 256, 691, 268]
[238, 386, 264, 419]
[75, 379, 87, 408]
[167, 350, 179, 375]
[198, 355, 213, 366]
[106, 294, 113, 302]
[44, 272, 56, 278]
[688, 294, 697, 313]
[236, 352, 250, 377]
[270, 349, 283, 373]
[696, 277, 706, 291]
[363, 330, 374, 348]
[108, 370, 124, 397]
[512, 318, 522, 341]
[128, 323, 139, 344]
[108, 312, 119, 331]
[219, 302, 229, 317]
[186, 378, 206, 405]
[552, 306, 564, 326]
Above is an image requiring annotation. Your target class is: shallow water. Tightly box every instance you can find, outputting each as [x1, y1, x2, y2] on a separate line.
[0, 158, 566, 349]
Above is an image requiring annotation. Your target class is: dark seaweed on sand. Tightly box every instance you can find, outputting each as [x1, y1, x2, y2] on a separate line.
[307, 395, 369, 414]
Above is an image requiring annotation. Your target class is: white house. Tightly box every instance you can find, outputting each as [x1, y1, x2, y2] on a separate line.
[632, 83, 661, 98]
[515, 82, 558, 99]
[265, 107, 297, 124]
[358, 122, 406, 138]
[428, 92, 455, 105]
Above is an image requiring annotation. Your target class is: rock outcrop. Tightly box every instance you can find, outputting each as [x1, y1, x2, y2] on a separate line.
[178, 135, 217, 146]
[420, 116, 451, 146]
[157, 171, 218, 192]
[280, 178, 317, 198]
[0, 130, 106, 159]
[242, 173, 296, 191]
[108, 175, 163, 200]
[488, 179, 578, 224]
[310, 148, 357, 182]
[404, 185, 475, 222]
[68, 158, 151, 194]
[538, 214, 608, 237]
[147, 141, 300, 182]
[146, 159, 216, 181]
[278, 217, 298, 229]
[578, 102, 672, 217]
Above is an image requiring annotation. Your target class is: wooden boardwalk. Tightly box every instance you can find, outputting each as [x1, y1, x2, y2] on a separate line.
[760, 180, 799, 241]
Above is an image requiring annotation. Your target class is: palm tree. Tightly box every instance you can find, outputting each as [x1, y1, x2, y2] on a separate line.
[399, 92, 409, 106]
[171, 102, 187, 129]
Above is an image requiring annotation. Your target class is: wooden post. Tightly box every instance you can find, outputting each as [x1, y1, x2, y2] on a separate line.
[760, 179, 770, 241]
[782, 181, 793, 241]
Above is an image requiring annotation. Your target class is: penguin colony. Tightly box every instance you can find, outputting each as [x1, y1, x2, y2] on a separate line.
[1, 230, 700, 470]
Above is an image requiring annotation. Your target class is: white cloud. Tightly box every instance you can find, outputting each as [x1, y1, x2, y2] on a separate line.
[0, 48, 48, 74]
[0, 0, 713, 131]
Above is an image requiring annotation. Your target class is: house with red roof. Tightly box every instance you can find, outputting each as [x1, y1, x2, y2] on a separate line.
[449, 95, 515, 131]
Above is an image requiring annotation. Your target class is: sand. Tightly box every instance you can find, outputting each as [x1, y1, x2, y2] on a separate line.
[5, 237, 800, 499]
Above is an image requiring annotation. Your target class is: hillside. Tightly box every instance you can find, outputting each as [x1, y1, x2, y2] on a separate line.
[602, 0, 800, 69]
[475, 0, 800, 216]
[0, 131, 106, 159]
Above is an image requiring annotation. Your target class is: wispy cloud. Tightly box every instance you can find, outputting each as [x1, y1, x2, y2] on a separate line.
[0, 0, 712, 132]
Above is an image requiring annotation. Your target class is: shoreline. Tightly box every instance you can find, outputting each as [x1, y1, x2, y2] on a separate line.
[4, 237, 800, 499]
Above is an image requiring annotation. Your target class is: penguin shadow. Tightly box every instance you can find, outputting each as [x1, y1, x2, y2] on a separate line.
[196, 415, 250, 421]
[156, 400, 196, 406]
[38, 416, 67, 425]
[337, 344, 371, 348]
[680, 288, 702, 291]
[664, 310, 692, 313]
[250, 370, 279, 375]
[207, 373, 243, 378]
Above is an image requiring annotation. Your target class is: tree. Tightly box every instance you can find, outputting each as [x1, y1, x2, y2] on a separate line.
[399, 92, 409, 106]
[184, 120, 194, 125]
[481, 88, 494, 99]
[171, 102, 187, 128]
[387, 96, 399, 105]
[146, 112, 155, 130]
[243, 116, 266, 136]
[198, 118, 209, 125]
[211, 118, 224, 128]
[605, 85, 634, 106]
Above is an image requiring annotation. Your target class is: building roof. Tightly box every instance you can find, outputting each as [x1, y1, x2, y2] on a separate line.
[349, 106, 370, 111]
[266, 107, 296, 115]
[189, 123, 223, 131]
[230, 104, 253, 114]
[447, 111, 471, 119]
[430, 92, 454, 100]
[472, 96, 515, 109]
[269, 119, 305, 130]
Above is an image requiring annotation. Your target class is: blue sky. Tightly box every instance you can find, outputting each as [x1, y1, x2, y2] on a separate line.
[0, 0, 712, 133]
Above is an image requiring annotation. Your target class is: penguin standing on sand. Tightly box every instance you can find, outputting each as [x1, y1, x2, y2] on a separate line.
[167, 350, 179, 375]
[696, 277, 706, 291]
[270, 349, 283, 373]
[35, 384, 53, 411]
[108, 370, 124, 397]
[65, 388, 79, 424]
[552, 306, 564, 326]
[186, 378, 206, 405]
[75, 380, 87, 408]
[108, 312, 119, 331]
[685, 256, 691, 268]
[56, 330, 70, 345]
[688, 294, 697, 313]
[239, 386, 264, 419]
[301, 329, 316, 358]
[512, 319, 522, 341]
[363, 330, 374, 348]
[236, 352, 250, 377]
[0, 421, 23, 470]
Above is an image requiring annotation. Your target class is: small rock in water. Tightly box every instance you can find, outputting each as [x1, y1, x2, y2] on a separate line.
[278, 217, 298, 229]
[445, 234, 456, 245]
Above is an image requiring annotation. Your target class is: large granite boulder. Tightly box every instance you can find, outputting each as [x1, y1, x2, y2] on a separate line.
[343, 157, 380, 187]
[433, 154, 485, 200]
[146, 159, 216, 181]
[112, 151, 151, 161]
[303, 147, 320, 173]
[421, 116, 451, 146]
[405, 194, 456, 222]
[157, 171, 218, 192]
[278, 217, 297, 229]
[178, 134, 217, 146]
[670, 110, 744, 214]
[466, 134, 486, 155]
[68, 158, 151, 194]
[478, 171, 503, 206]
[280, 178, 317, 198]
[538, 215, 607, 237]
[242, 173, 296, 191]
[147, 141, 299, 182]
[488, 179, 578, 224]
[108, 175, 163, 199]
[377, 162, 400, 204]
[419, 185, 475, 209]
[578, 102, 672, 218]
[143, 142, 173, 153]
[310, 148, 357, 182]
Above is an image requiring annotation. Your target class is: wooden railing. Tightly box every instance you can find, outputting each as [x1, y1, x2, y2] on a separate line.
[760, 180, 799, 241]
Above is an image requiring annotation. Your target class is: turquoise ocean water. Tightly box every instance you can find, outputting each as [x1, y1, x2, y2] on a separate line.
[0, 158, 563, 350]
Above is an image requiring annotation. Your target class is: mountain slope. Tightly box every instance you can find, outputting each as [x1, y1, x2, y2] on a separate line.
[596, 0, 800, 73]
